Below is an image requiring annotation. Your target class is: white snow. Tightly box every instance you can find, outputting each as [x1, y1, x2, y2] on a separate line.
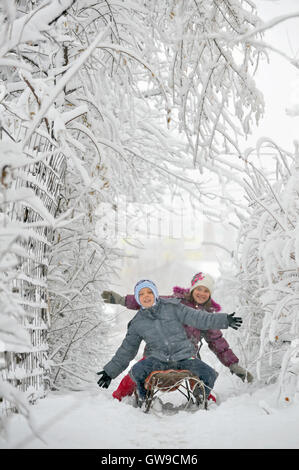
[1, 0, 299, 453]
[0, 374, 298, 449]
[1, 319, 299, 450]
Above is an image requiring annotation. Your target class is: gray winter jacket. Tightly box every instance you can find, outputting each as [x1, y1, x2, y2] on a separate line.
[104, 298, 229, 379]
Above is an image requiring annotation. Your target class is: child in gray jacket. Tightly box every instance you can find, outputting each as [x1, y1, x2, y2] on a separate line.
[97, 279, 242, 405]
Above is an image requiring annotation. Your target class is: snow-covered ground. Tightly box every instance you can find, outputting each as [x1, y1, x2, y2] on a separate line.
[1, 302, 299, 450]
[2, 278, 299, 451]
[1, 309, 299, 452]
[0, 374, 299, 449]
[1, 284, 299, 450]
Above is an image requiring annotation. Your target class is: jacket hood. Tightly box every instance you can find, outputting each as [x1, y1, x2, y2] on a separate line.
[172, 286, 222, 312]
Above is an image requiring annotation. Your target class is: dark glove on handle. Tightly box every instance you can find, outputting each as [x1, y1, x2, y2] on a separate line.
[97, 370, 112, 389]
[227, 312, 242, 330]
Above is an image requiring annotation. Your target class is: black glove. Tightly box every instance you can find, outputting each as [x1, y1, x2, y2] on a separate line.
[227, 312, 242, 330]
[97, 370, 112, 389]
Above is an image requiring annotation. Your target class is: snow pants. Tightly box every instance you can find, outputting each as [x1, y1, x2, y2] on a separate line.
[130, 356, 218, 400]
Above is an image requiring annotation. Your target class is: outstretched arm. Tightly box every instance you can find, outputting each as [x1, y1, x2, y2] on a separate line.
[102, 291, 173, 310]
[203, 330, 253, 382]
[178, 302, 230, 330]
[101, 290, 126, 306]
[101, 290, 140, 309]
[103, 325, 143, 379]
[124, 295, 140, 310]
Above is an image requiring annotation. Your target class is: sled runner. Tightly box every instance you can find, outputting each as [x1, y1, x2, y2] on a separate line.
[137, 369, 208, 413]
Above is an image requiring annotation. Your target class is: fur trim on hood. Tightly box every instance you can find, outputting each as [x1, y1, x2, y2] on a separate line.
[172, 286, 221, 312]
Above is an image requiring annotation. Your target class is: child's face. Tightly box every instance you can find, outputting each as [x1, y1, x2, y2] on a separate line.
[192, 286, 210, 304]
[139, 287, 155, 308]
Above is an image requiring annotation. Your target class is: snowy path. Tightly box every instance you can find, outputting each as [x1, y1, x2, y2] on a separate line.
[1, 375, 298, 449]
[1, 307, 299, 450]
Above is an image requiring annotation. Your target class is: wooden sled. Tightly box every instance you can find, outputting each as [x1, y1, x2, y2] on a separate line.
[137, 369, 207, 413]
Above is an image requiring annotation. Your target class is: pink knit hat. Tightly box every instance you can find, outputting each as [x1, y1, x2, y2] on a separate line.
[190, 272, 214, 294]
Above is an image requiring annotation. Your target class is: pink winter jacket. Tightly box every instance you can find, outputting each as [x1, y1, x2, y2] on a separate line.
[125, 286, 238, 368]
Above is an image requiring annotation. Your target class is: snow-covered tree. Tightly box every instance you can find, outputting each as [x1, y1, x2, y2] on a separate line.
[139, 0, 265, 168]
[0, 0, 199, 404]
[0, 0, 78, 421]
[216, 139, 299, 404]
[2, 0, 298, 428]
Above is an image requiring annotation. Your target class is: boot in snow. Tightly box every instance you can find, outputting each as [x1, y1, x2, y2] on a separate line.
[112, 374, 136, 401]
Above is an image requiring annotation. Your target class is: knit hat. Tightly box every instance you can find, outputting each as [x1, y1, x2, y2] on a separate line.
[134, 279, 159, 306]
[190, 272, 214, 294]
